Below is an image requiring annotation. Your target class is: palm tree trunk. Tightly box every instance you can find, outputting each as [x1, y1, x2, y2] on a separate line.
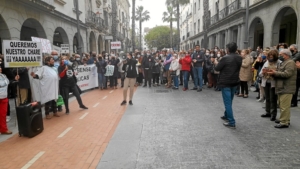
[170, 14, 173, 49]
[177, 2, 180, 51]
[131, 0, 136, 51]
[140, 21, 142, 50]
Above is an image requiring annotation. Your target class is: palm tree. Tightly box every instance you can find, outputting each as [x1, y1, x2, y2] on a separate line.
[162, 6, 177, 48]
[166, 0, 190, 50]
[131, 0, 136, 51]
[135, 6, 150, 51]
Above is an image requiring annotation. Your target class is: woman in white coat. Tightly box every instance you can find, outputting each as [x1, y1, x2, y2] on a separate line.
[169, 54, 180, 89]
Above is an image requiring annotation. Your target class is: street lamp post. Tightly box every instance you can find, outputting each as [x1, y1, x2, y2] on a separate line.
[244, 0, 249, 49]
[75, 0, 82, 58]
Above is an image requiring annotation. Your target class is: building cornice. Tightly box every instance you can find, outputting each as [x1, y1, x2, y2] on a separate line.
[189, 31, 205, 40]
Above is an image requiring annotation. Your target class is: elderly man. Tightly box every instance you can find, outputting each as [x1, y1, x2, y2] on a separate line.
[267, 49, 297, 128]
[51, 50, 60, 70]
[290, 44, 300, 107]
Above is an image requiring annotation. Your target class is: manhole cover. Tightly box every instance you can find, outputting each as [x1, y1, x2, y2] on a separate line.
[154, 89, 172, 93]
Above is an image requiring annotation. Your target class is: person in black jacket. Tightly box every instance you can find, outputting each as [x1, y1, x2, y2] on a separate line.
[96, 56, 107, 90]
[215, 42, 242, 129]
[142, 51, 155, 87]
[58, 56, 88, 114]
[290, 44, 300, 107]
[121, 52, 138, 106]
[191, 45, 205, 92]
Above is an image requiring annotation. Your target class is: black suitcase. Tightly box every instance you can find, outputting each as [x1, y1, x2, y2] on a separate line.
[16, 102, 44, 138]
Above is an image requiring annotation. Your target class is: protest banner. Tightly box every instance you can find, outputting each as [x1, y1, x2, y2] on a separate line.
[2, 40, 43, 68]
[31, 37, 52, 53]
[61, 44, 70, 54]
[111, 41, 121, 49]
[74, 64, 98, 91]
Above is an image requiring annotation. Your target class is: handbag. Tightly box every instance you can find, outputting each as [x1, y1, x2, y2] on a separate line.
[170, 71, 176, 77]
[56, 95, 64, 106]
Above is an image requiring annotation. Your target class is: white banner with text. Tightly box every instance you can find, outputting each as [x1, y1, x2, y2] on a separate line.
[74, 64, 98, 91]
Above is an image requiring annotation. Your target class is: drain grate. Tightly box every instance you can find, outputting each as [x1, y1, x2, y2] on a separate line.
[154, 89, 172, 93]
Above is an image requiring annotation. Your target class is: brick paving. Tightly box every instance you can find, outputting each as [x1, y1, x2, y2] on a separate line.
[98, 85, 300, 169]
[0, 87, 130, 169]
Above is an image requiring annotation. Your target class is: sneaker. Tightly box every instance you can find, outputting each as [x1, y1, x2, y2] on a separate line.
[263, 100, 266, 104]
[223, 122, 236, 129]
[66, 110, 70, 115]
[257, 98, 264, 102]
[129, 100, 133, 105]
[80, 105, 88, 109]
[197, 88, 202, 92]
[220, 116, 229, 122]
[1, 130, 13, 135]
[121, 100, 127, 106]
[182, 88, 187, 91]
[191, 87, 197, 90]
[6, 116, 11, 122]
[172, 87, 178, 89]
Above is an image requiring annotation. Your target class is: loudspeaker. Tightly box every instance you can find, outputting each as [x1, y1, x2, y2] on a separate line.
[16, 102, 44, 138]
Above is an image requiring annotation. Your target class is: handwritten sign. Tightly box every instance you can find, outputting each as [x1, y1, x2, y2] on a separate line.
[31, 37, 52, 53]
[3, 40, 43, 67]
[61, 44, 70, 54]
[111, 41, 121, 49]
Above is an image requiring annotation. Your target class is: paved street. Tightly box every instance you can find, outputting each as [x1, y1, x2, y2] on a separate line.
[98, 84, 300, 169]
[1, 83, 300, 169]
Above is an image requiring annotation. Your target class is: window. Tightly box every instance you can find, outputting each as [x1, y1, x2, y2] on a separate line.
[194, 3, 196, 14]
[194, 22, 196, 35]
[198, 0, 200, 9]
[198, 19, 200, 33]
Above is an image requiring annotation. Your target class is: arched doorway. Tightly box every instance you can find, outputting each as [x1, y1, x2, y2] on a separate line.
[98, 35, 104, 54]
[73, 33, 83, 54]
[0, 15, 10, 54]
[20, 18, 46, 41]
[89, 31, 96, 52]
[272, 7, 298, 46]
[249, 17, 264, 49]
[53, 27, 69, 47]
[201, 39, 204, 48]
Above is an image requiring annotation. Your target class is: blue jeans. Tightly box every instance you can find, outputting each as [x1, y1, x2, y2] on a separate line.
[193, 67, 203, 89]
[182, 71, 189, 89]
[173, 75, 179, 88]
[221, 86, 237, 125]
[98, 73, 106, 88]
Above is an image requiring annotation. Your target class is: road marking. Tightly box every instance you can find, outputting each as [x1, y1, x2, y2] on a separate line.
[21, 151, 45, 169]
[93, 103, 99, 107]
[109, 90, 114, 94]
[102, 96, 107, 100]
[58, 127, 72, 138]
[79, 113, 89, 120]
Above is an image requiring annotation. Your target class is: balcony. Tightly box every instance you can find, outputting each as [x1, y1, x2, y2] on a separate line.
[219, 0, 241, 20]
[210, 13, 219, 25]
[96, 17, 105, 31]
[117, 32, 124, 41]
[86, 10, 97, 26]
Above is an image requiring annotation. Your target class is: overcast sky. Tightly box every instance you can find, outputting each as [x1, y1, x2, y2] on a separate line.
[130, 0, 171, 32]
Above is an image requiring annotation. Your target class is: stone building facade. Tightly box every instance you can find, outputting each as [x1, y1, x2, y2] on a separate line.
[0, 0, 131, 55]
[180, 0, 299, 50]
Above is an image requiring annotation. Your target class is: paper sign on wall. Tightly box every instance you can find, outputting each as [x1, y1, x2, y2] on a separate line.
[61, 44, 70, 54]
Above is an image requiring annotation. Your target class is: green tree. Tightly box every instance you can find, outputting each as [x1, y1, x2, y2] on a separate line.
[165, 0, 190, 50]
[144, 26, 176, 50]
[162, 6, 177, 49]
[135, 6, 150, 51]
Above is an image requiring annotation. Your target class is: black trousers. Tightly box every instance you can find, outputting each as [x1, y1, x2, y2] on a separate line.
[45, 100, 57, 115]
[292, 78, 300, 105]
[264, 83, 277, 115]
[144, 69, 153, 86]
[120, 73, 125, 87]
[109, 76, 118, 87]
[179, 71, 183, 84]
[240, 81, 249, 95]
[203, 67, 208, 84]
[152, 73, 159, 84]
[61, 85, 83, 111]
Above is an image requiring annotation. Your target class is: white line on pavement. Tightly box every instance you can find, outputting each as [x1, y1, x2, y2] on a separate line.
[102, 96, 107, 100]
[109, 90, 114, 93]
[93, 103, 99, 107]
[79, 113, 89, 120]
[21, 151, 45, 169]
[57, 127, 72, 138]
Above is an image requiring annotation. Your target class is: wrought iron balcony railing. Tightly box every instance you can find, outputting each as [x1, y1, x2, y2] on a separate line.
[210, 0, 242, 25]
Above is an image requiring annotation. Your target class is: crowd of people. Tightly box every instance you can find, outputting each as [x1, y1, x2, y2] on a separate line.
[0, 40, 299, 134]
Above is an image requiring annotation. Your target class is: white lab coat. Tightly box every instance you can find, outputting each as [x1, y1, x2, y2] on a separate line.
[35, 66, 59, 104]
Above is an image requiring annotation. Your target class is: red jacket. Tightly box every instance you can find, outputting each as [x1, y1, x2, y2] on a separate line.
[179, 55, 192, 71]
